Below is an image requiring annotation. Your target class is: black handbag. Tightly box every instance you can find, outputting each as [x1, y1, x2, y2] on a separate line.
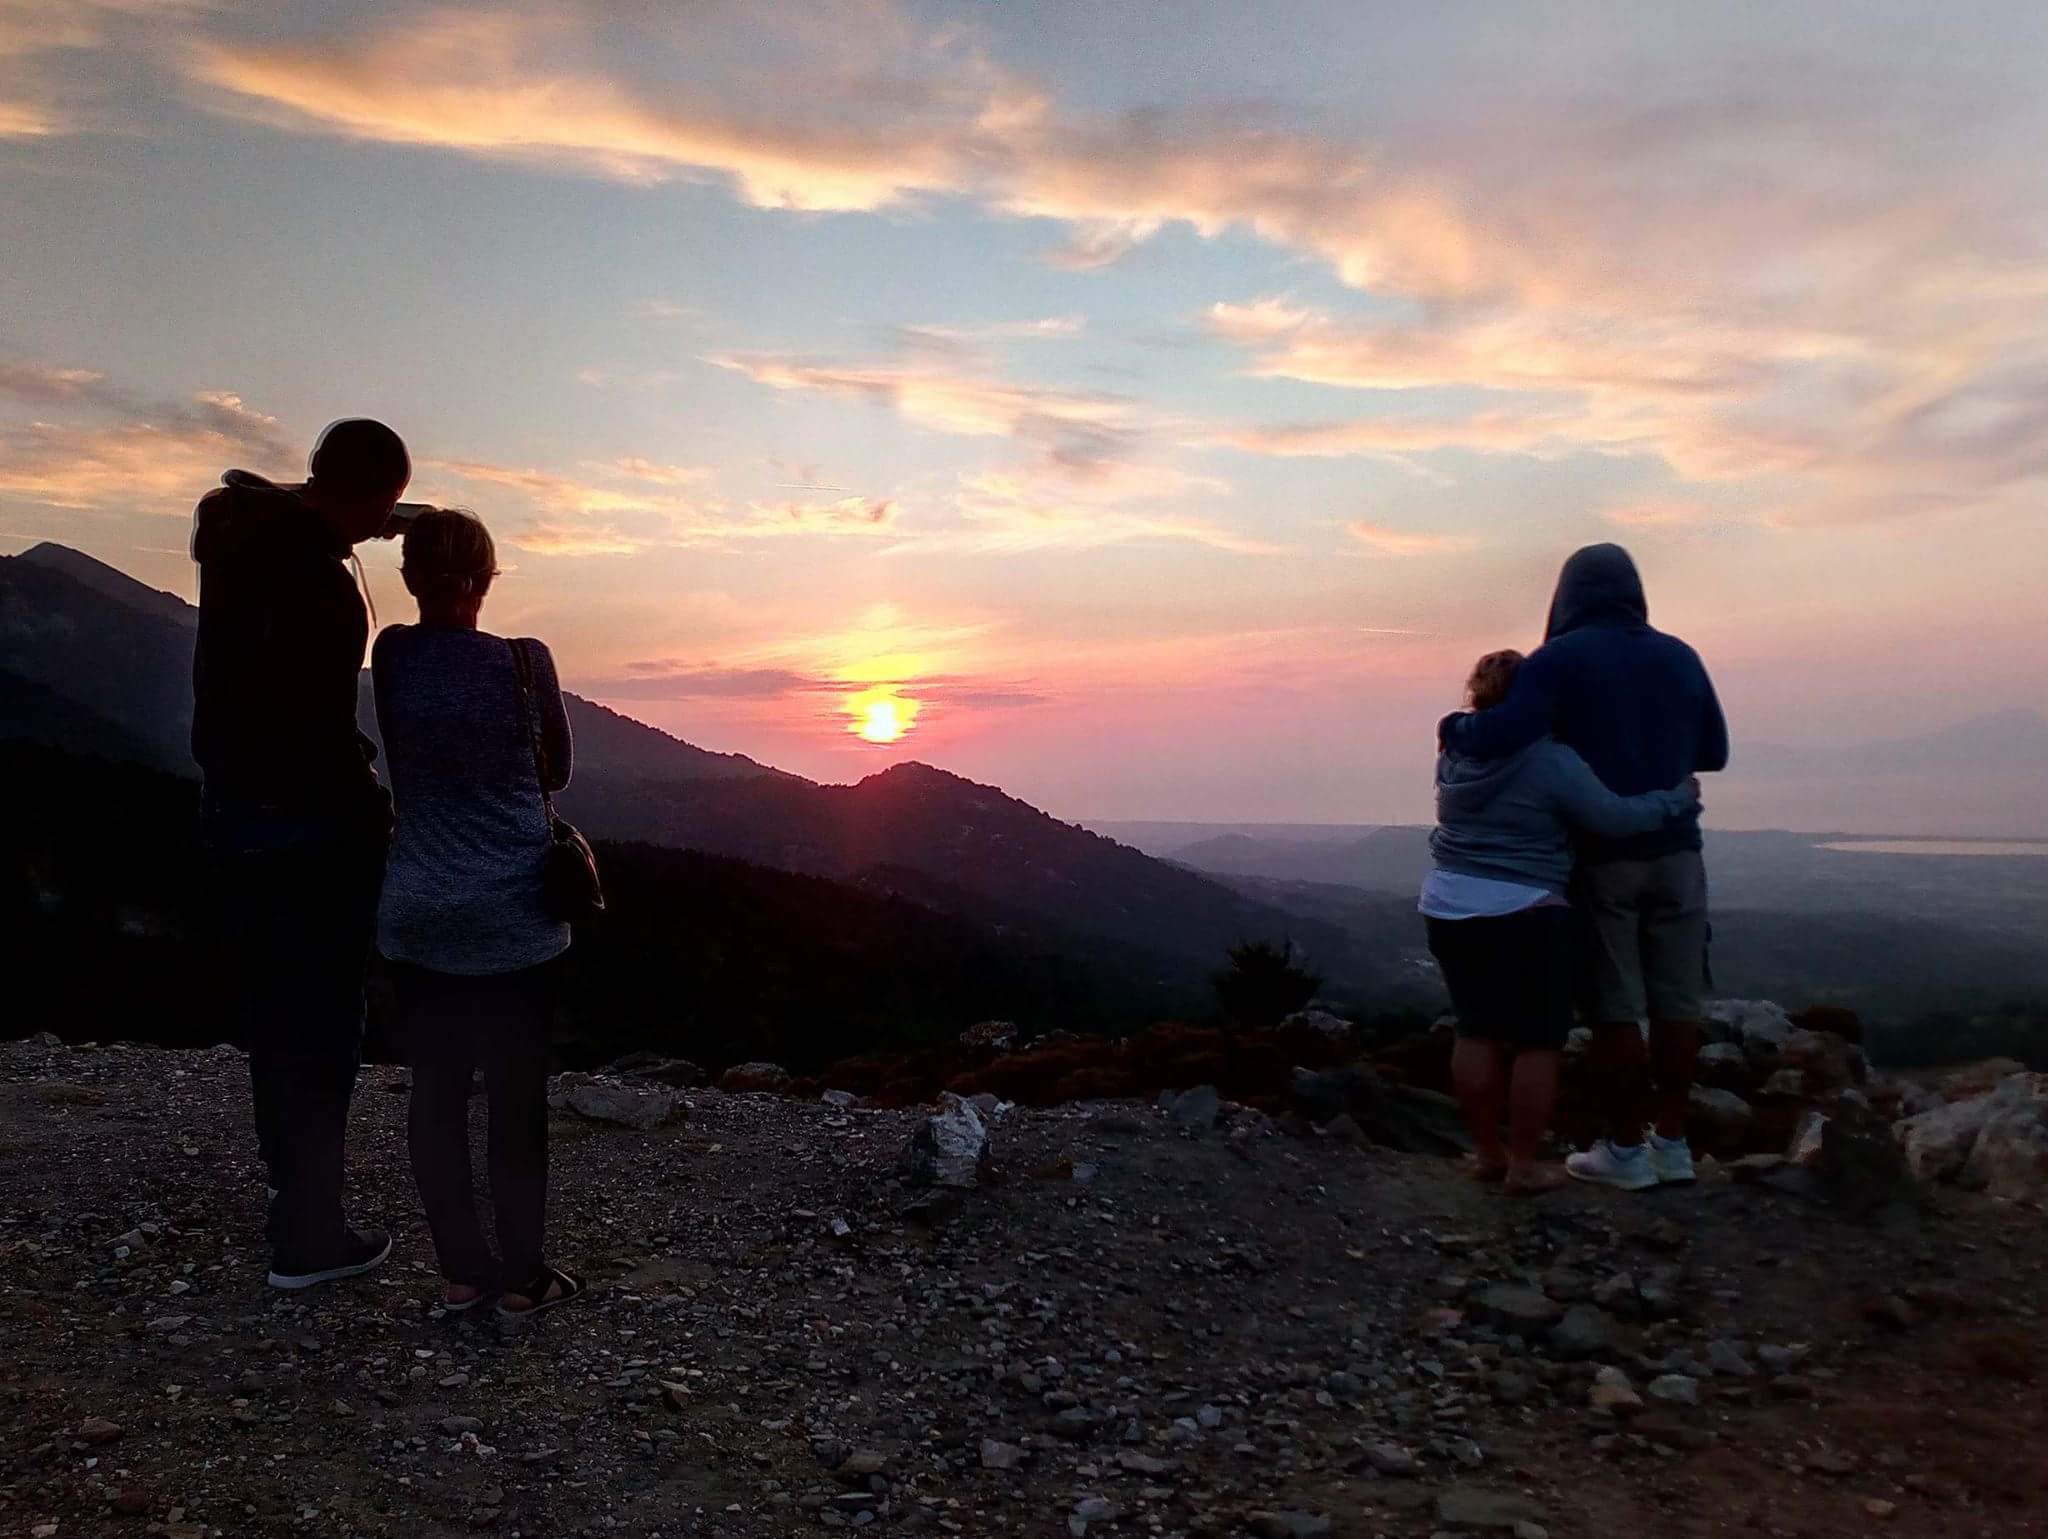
[508, 638, 605, 924]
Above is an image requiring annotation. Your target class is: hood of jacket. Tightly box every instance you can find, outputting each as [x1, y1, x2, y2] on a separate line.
[1545, 542, 1648, 640]
[190, 470, 349, 565]
[1435, 740, 1543, 817]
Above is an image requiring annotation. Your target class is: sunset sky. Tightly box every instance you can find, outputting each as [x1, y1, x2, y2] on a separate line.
[5, 1, 2046, 827]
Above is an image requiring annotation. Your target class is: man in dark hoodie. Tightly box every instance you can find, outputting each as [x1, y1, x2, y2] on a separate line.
[192, 419, 412, 1288]
[1439, 544, 1729, 1192]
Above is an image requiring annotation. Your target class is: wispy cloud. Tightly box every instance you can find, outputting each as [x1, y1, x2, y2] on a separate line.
[749, 495, 900, 534]
[1204, 285, 2048, 527]
[714, 346, 1261, 553]
[186, 8, 978, 211]
[587, 662, 826, 700]
[710, 352, 1138, 459]
[584, 658, 1047, 710]
[160, 6, 2048, 537]
[0, 360, 295, 513]
[1345, 521, 1480, 557]
[898, 315, 1085, 346]
[947, 467, 1270, 556]
[608, 457, 710, 487]
[0, 0, 212, 135]
[428, 455, 904, 555]
[0, 97, 56, 137]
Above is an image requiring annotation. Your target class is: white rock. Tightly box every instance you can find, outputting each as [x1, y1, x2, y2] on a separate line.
[1961, 1075, 2048, 1201]
[902, 1093, 990, 1187]
[1646, 1374, 1701, 1406]
[546, 1074, 685, 1131]
[1897, 1095, 1997, 1183]
[1787, 1109, 1828, 1166]
[1705, 999, 1793, 1055]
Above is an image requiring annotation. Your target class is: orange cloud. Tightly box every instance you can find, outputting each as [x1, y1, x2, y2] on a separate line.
[1204, 288, 2048, 526]
[0, 363, 295, 514]
[187, 9, 972, 211]
[55, 6, 2048, 536]
[710, 353, 1136, 449]
[0, 97, 56, 136]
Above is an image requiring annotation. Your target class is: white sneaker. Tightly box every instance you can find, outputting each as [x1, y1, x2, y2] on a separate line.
[1566, 1139, 1659, 1192]
[1648, 1132, 1696, 1185]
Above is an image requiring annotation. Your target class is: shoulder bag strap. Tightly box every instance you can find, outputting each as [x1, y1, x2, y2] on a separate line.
[506, 637, 559, 823]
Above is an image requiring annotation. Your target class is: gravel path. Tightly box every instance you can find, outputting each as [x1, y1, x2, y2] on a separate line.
[2, 1035, 2043, 1539]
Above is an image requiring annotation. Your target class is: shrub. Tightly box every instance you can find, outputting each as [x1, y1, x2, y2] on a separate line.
[1213, 939, 1322, 1031]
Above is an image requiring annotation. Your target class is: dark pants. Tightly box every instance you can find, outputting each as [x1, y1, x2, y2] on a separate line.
[391, 960, 557, 1291]
[206, 812, 383, 1262]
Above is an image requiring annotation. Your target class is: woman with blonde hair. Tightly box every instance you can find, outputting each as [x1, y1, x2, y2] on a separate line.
[1423, 649, 1700, 1193]
[373, 508, 582, 1316]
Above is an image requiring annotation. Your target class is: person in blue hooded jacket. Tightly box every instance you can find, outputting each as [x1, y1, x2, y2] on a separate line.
[1438, 544, 1728, 1192]
[1425, 649, 1701, 1194]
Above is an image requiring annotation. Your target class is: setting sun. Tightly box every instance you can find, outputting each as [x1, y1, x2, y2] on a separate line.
[847, 685, 922, 745]
[858, 699, 903, 743]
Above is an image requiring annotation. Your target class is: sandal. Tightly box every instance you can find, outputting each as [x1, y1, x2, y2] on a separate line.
[496, 1264, 584, 1319]
[441, 1286, 495, 1315]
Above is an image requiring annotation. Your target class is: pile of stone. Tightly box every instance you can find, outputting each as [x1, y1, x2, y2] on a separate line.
[590, 996, 2046, 1203]
[1683, 1000, 2046, 1204]
[1896, 1064, 2048, 1201]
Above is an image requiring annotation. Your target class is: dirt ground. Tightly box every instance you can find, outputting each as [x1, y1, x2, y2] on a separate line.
[2, 1033, 2043, 1539]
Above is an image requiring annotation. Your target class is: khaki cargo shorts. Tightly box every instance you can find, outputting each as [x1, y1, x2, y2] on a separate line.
[1580, 849, 1709, 1023]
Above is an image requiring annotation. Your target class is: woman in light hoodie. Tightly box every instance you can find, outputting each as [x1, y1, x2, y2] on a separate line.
[1423, 650, 1700, 1194]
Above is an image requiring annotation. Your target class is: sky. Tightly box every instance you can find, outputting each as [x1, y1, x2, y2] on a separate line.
[4, 0, 2047, 830]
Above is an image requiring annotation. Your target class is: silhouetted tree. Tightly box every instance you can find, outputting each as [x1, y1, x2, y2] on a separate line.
[1213, 939, 1321, 1031]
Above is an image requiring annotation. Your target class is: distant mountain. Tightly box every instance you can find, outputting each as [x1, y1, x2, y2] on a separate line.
[0, 743, 1145, 1060]
[15, 542, 195, 627]
[1167, 827, 1434, 893]
[0, 546, 198, 772]
[356, 680, 786, 790]
[1, 543, 1374, 1007]
[1741, 710, 2048, 776]
[556, 757, 1365, 989]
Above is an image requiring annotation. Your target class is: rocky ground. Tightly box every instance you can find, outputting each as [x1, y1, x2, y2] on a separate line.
[3, 1033, 2045, 1539]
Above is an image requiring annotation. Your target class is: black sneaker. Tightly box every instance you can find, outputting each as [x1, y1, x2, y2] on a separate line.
[267, 1227, 392, 1290]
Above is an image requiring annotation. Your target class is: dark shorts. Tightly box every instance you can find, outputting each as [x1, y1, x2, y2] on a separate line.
[1426, 904, 1578, 1051]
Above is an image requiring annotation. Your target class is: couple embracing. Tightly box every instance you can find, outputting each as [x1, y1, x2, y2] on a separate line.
[194, 420, 584, 1313]
[1424, 545, 1729, 1194]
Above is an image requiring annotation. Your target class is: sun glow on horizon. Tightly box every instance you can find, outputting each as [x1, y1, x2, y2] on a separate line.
[847, 685, 921, 744]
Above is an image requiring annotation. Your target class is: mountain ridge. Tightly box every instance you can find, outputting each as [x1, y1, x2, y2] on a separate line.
[1, 542, 1380, 1006]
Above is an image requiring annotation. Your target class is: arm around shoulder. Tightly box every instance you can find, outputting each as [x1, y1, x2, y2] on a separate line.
[1543, 745, 1699, 838]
